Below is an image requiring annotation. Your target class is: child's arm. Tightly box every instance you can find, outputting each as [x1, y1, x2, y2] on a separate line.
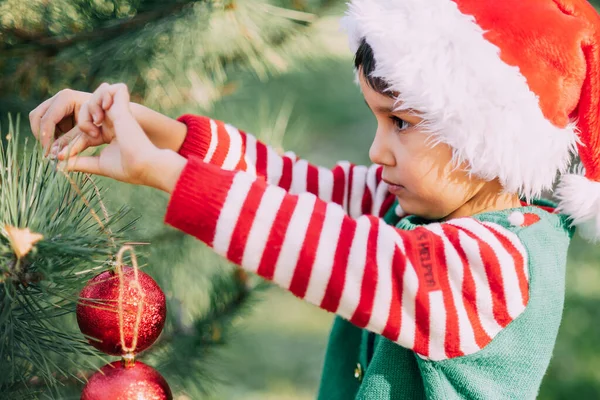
[175, 115, 396, 218]
[165, 157, 530, 361]
[131, 103, 189, 152]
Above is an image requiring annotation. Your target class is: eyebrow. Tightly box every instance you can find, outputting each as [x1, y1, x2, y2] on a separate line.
[363, 99, 423, 123]
[363, 99, 393, 113]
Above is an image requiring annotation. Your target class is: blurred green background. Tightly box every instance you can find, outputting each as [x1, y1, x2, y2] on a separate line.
[3, 1, 600, 399]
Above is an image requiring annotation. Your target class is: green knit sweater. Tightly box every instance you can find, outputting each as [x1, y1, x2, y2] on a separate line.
[317, 199, 574, 399]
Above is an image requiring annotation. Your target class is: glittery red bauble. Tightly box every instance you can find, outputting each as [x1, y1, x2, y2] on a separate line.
[77, 267, 166, 355]
[81, 361, 172, 400]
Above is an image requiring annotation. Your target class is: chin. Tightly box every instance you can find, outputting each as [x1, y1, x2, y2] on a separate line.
[397, 198, 445, 221]
[396, 198, 419, 217]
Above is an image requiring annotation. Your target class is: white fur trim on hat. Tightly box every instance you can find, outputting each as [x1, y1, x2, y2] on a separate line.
[341, 0, 578, 199]
[555, 173, 600, 243]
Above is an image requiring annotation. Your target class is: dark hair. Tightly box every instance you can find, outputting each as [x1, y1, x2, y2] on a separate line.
[354, 38, 393, 97]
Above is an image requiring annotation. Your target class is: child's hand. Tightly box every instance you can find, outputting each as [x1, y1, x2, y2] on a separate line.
[57, 83, 161, 187]
[29, 89, 97, 157]
[48, 85, 112, 161]
[76, 82, 116, 141]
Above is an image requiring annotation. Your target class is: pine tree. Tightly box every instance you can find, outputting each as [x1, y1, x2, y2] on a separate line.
[0, 1, 339, 398]
[0, 0, 336, 118]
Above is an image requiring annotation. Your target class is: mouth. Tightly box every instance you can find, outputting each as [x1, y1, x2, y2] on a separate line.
[382, 178, 405, 194]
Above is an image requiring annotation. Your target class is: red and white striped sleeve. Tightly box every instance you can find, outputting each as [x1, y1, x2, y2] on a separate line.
[176, 114, 396, 218]
[165, 157, 530, 361]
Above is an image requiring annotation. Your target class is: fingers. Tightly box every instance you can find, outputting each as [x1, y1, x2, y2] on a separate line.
[77, 101, 101, 138]
[75, 81, 143, 147]
[101, 91, 113, 111]
[87, 83, 110, 126]
[77, 82, 116, 138]
[105, 83, 150, 149]
[104, 83, 132, 122]
[37, 89, 78, 153]
[48, 126, 90, 160]
[57, 156, 104, 176]
[110, 83, 130, 108]
[48, 126, 80, 158]
[29, 96, 54, 140]
[87, 82, 141, 145]
[57, 134, 89, 161]
[56, 83, 156, 185]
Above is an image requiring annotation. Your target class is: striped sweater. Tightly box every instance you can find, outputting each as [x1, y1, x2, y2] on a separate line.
[165, 115, 532, 362]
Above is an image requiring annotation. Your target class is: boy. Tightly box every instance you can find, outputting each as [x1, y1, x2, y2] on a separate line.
[31, 0, 600, 398]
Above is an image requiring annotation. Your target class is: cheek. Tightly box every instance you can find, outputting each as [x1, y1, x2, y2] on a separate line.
[400, 174, 472, 219]
[392, 140, 473, 217]
[394, 137, 447, 190]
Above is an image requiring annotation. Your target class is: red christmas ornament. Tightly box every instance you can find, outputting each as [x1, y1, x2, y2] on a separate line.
[81, 360, 172, 400]
[77, 266, 166, 355]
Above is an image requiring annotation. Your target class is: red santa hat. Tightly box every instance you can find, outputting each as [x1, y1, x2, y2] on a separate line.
[341, 0, 600, 242]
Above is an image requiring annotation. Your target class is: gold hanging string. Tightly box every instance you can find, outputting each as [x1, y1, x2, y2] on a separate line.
[61, 170, 150, 276]
[115, 245, 144, 366]
[59, 169, 145, 366]
[60, 171, 116, 249]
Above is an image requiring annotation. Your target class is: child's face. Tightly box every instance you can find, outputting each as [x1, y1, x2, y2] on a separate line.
[359, 71, 489, 220]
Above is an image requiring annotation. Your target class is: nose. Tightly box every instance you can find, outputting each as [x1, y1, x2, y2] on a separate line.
[369, 128, 395, 167]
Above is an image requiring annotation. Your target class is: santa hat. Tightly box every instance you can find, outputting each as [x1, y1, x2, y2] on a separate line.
[341, 0, 600, 242]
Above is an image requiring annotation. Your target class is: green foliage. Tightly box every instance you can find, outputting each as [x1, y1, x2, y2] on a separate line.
[0, 115, 275, 399]
[0, 116, 134, 398]
[0, 1, 341, 397]
[0, 0, 336, 120]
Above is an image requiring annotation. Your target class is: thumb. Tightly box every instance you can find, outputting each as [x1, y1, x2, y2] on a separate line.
[106, 83, 152, 149]
[106, 83, 132, 122]
[57, 156, 104, 177]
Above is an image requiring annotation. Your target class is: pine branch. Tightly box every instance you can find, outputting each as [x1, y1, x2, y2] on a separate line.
[0, 0, 205, 56]
[1, 0, 341, 118]
[0, 115, 137, 397]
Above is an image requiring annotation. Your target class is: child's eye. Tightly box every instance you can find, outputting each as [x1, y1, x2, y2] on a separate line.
[391, 116, 411, 132]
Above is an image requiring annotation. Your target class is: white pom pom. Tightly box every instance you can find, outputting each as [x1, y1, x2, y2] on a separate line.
[555, 174, 600, 243]
[508, 211, 525, 227]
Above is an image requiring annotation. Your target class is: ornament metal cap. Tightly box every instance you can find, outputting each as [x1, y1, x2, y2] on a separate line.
[121, 352, 136, 368]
